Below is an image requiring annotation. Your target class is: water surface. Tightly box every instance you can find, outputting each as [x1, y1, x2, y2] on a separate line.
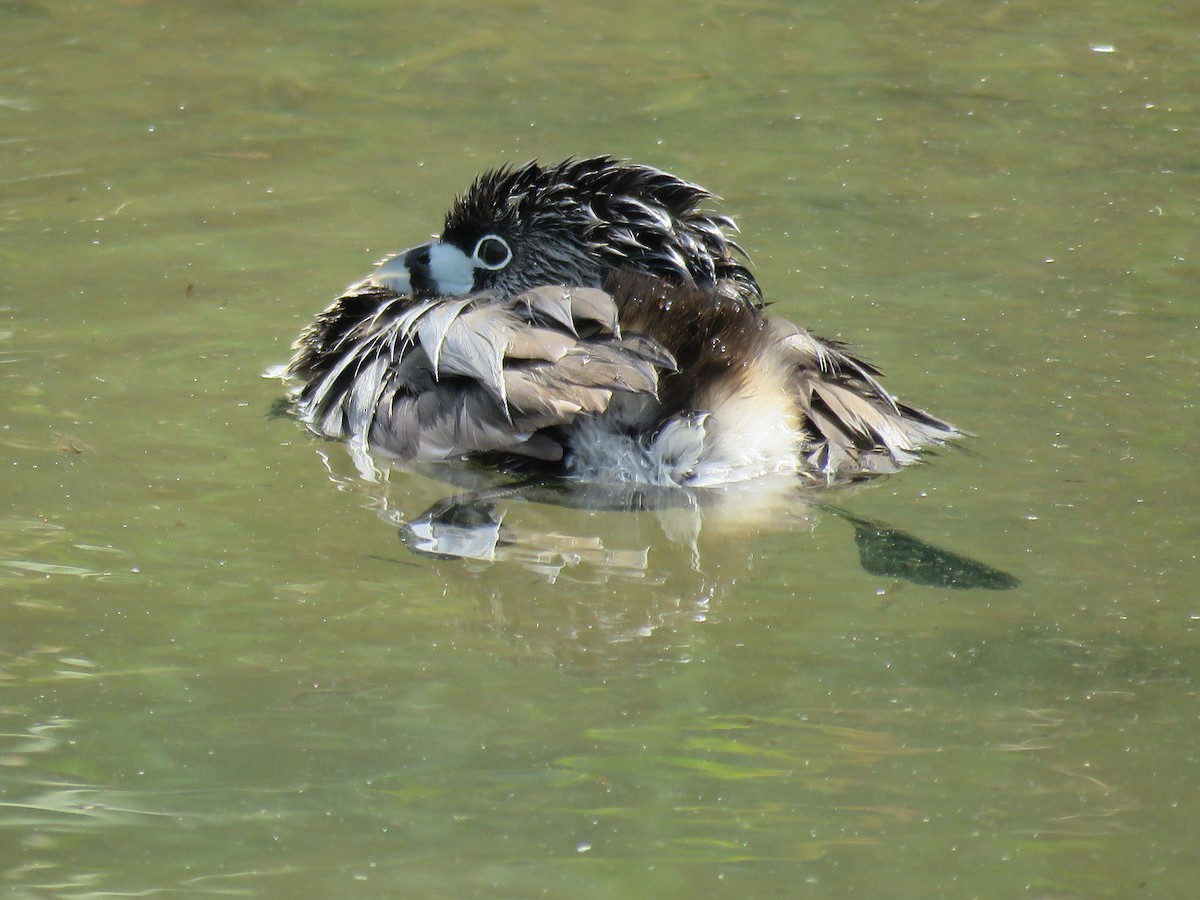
[2, 1, 1197, 896]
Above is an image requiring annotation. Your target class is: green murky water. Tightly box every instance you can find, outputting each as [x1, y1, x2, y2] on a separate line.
[2, 1, 1197, 895]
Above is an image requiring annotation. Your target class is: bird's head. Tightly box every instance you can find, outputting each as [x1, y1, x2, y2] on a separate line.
[369, 156, 761, 306]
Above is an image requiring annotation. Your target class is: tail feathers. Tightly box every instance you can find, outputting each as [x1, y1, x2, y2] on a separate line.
[773, 320, 960, 480]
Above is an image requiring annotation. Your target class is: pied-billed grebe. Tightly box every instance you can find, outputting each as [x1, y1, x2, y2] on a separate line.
[283, 156, 958, 486]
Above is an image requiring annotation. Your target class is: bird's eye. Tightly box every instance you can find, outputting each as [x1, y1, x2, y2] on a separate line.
[471, 235, 512, 270]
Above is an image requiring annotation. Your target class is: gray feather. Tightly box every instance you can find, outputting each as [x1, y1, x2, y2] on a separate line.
[518, 286, 579, 334]
[288, 282, 675, 462]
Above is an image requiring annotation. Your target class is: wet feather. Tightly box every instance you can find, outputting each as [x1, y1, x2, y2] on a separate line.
[282, 156, 960, 484]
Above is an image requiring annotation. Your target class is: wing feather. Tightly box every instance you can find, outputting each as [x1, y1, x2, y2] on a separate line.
[285, 283, 674, 461]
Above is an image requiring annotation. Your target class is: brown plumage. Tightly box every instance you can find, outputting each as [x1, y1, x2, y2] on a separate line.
[282, 156, 959, 485]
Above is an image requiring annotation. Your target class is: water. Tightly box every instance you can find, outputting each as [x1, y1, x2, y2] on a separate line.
[2, 1, 1197, 895]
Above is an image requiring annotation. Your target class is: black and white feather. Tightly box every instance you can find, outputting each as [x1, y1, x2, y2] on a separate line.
[283, 156, 958, 485]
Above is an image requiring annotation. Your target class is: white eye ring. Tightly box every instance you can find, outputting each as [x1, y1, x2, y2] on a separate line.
[470, 234, 512, 270]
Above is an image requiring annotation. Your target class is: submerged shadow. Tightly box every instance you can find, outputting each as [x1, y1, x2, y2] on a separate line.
[825, 508, 1021, 591]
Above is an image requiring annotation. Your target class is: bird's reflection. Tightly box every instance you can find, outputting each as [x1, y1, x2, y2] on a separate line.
[320, 443, 1018, 591]
[309, 447, 1017, 670]
[402, 475, 782, 579]
[401, 478, 1019, 590]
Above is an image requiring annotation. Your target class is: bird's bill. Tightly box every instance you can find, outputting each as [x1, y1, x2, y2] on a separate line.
[370, 240, 475, 296]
